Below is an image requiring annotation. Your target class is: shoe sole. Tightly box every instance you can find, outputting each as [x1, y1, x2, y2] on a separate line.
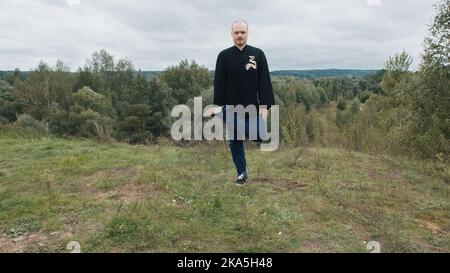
[235, 180, 247, 186]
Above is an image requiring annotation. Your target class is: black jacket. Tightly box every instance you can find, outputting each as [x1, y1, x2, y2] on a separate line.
[213, 44, 275, 108]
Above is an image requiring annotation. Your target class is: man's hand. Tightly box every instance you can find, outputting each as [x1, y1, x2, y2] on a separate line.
[259, 106, 269, 119]
[203, 106, 222, 117]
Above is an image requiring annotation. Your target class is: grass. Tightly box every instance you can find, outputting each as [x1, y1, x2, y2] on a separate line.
[0, 135, 448, 253]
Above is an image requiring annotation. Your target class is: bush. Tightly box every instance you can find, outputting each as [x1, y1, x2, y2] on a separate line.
[48, 107, 81, 136]
[337, 97, 347, 111]
[0, 116, 9, 125]
[281, 104, 309, 147]
[357, 90, 371, 103]
[305, 112, 326, 145]
[78, 110, 113, 140]
[14, 114, 48, 135]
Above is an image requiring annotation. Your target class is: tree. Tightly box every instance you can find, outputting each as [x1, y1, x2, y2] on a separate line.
[72, 86, 114, 117]
[113, 74, 172, 143]
[147, 77, 172, 139]
[337, 96, 347, 111]
[13, 60, 74, 120]
[13, 62, 53, 120]
[162, 59, 211, 104]
[385, 51, 413, 74]
[0, 80, 19, 122]
[382, 51, 413, 94]
[48, 86, 115, 139]
[412, 0, 450, 156]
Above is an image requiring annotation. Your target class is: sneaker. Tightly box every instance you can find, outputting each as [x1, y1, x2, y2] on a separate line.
[235, 173, 248, 185]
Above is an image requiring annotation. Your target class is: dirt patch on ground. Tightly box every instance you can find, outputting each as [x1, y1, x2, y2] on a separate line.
[116, 182, 159, 204]
[298, 240, 332, 253]
[70, 165, 147, 199]
[417, 219, 448, 236]
[0, 231, 67, 253]
[351, 163, 403, 181]
[251, 176, 309, 191]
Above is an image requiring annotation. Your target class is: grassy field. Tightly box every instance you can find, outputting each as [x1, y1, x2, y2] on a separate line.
[0, 134, 448, 253]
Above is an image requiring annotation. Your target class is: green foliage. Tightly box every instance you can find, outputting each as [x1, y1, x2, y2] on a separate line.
[78, 109, 114, 139]
[357, 90, 371, 103]
[13, 61, 75, 121]
[381, 51, 413, 100]
[14, 113, 48, 135]
[162, 59, 211, 104]
[270, 69, 378, 78]
[0, 116, 8, 125]
[336, 97, 347, 111]
[113, 76, 172, 143]
[47, 107, 80, 136]
[305, 112, 326, 144]
[72, 86, 114, 117]
[351, 98, 360, 115]
[0, 80, 19, 122]
[412, 0, 450, 157]
[384, 51, 413, 73]
[48, 87, 114, 140]
[273, 77, 328, 111]
[280, 104, 309, 147]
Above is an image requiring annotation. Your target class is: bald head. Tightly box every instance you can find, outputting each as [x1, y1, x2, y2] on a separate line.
[231, 20, 249, 49]
[231, 20, 248, 32]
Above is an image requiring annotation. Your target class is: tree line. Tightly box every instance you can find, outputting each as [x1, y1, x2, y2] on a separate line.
[0, 0, 448, 161]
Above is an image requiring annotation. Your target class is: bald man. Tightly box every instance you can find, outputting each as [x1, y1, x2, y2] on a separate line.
[213, 20, 275, 185]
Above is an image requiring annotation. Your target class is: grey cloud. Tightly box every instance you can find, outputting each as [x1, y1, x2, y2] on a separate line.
[0, 0, 436, 71]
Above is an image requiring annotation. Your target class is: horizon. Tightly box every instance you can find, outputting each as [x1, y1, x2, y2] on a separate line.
[0, 67, 383, 73]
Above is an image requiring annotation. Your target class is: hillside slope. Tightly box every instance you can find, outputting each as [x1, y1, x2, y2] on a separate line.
[0, 136, 448, 252]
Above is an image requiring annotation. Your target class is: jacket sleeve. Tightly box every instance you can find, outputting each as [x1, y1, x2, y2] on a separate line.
[213, 52, 226, 106]
[257, 50, 275, 108]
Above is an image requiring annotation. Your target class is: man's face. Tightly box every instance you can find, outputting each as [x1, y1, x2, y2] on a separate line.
[231, 23, 248, 47]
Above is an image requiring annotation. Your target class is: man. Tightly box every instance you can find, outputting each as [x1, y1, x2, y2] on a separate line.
[213, 20, 275, 185]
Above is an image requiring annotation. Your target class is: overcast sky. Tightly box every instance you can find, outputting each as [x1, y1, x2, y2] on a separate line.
[0, 0, 437, 71]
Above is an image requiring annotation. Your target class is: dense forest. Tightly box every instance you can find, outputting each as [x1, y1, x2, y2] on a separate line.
[0, 0, 448, 163]
[0, 69, 378, 82]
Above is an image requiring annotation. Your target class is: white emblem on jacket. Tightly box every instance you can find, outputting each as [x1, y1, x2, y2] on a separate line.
[245, 56, 257, 70]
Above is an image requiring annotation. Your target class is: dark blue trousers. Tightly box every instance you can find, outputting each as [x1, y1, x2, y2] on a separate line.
[218, 105, 267, 176]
